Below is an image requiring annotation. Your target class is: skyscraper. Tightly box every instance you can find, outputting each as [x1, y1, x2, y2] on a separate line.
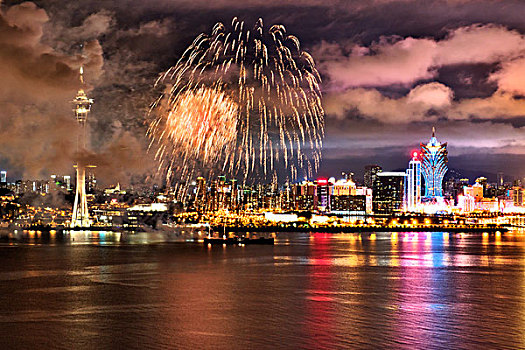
[71, 67, 93, 227]
[420, 128, 447, 198]
[373, 172, 406, 213]
[195, 177, 206, 211]
[405, 152, 422, 211]
[364, 165, 382, 188]
[0, 170, 6, 185]
[64, 175, 71, 191]
[497, 172, 504, 187]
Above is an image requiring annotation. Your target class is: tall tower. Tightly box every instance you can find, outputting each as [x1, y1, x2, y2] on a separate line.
[420, 127, 448, 198]
[71, 67, 93, 228]
[405, 151, 422, 212]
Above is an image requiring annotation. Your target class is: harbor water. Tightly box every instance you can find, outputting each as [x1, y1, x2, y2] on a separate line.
[0, 230, 524, 349]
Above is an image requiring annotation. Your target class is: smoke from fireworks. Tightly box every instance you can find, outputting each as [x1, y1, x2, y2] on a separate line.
[148, 17, 324, 185]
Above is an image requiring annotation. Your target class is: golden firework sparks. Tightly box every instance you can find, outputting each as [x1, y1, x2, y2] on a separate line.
[148, 17, 324, 188]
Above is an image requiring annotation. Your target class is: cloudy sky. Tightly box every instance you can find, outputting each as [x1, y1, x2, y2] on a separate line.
[2, 0, 525, 184]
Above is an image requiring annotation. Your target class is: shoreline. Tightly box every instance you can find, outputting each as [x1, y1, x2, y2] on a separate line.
[215, 225, 507, 233]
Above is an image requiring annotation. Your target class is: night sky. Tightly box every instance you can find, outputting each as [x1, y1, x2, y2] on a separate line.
[2, 0, 525, 185]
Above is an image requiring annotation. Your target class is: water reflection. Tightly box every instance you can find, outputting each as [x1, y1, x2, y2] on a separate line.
[0, 230, 524, 348]
[0, 229, 202, 246]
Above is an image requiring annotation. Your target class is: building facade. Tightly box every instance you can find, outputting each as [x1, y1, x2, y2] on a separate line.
[373, 172, 406, 214]
[405, 152, 422, 212]
[420, 128, 447, 198]
[364, 165, 382, 189]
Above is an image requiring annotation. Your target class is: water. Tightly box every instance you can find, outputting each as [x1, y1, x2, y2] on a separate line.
[0, 230, 524, 349]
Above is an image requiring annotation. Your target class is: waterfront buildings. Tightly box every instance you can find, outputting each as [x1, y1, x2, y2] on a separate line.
[3, 125, 525, 226]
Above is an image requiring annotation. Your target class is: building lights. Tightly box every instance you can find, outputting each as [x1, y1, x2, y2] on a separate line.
[420, 127, 448, 199]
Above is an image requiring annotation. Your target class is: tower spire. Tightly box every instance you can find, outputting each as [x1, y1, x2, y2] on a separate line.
[432, 126, 435, 138]
[79, 66, 84, 85]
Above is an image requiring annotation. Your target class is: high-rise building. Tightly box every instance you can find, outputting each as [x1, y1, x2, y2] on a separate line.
[497, 172, 504, 187]
[317, 178, 330, 211]
[208, 179, 218, 211]
[0, 170, 6, 186]
[71, 67, 93, 227]
[329, 178, 372, 214]
[512, 186, 525, 207]
[464, 182, 484, 201]
[475, 177, 489, 197]
[230, 179, 238, 210]
[421, 127, 447, 198]
[87, 171, 97, 192]
[292, 181, 317, 211]
[63, 175, 71, 191]
[195, 177, 206, 211]
[373, 172, 406, 213]
[364, 165, 382, 188]
[405, 152, 422, 212]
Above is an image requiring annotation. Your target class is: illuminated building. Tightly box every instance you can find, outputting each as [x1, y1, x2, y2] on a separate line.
[457, 194, 475, 213]
[420, 127, 447, 198]
[230, 179, 238, 210]
[463, 183, 483, 201]
[64, 175, 71, 191]
[497, 172, 504, 187]
[87, 171, 97, 192]
[0, 170, 6, 185]
[292, 181, 317, 210]
[317, 178, 329, 211]
[364, 165, 381, 188]
[217, 175, 227, 209]
[512, 186, 524, 206]
[330, 178, 372, 215]
[195, 177, 206, 211]
[71, 67, 94, 227]
[475, 198, 499, 212]
[373, 172, 406, 214]
[404, 152, 421, 212]
[208, 179, 218, 211]
[475, 177, 488, 197]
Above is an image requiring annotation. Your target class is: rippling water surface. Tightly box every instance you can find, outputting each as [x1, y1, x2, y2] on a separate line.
[0, 230, 524, 349]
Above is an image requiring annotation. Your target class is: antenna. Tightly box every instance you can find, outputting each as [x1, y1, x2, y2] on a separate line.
[79, 66, 84, 85]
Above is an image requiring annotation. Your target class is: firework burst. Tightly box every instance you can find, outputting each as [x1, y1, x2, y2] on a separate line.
[148, 17, 324, 186]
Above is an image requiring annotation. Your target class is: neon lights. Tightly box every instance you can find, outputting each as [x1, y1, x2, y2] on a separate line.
[420, 128, 447, 198]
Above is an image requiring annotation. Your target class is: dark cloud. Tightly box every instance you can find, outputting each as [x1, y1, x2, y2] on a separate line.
[0, 1, 152, 186]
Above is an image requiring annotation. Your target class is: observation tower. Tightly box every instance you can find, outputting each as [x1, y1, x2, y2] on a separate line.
[420, 127, 448, 198]
[71, 67, 93, 227]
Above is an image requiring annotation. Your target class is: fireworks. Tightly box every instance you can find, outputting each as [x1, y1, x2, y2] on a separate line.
[148, 17, 324, 186]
